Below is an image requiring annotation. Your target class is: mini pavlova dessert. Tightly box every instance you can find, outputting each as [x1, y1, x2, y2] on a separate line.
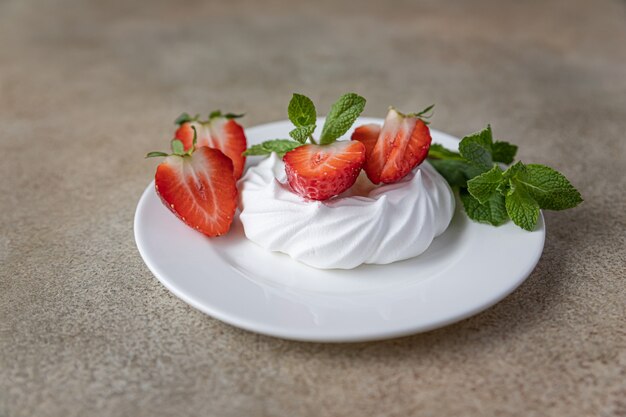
[239, 93, 454, 269]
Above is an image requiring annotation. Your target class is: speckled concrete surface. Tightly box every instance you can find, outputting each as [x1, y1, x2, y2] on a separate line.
[1, 0, 625, 416]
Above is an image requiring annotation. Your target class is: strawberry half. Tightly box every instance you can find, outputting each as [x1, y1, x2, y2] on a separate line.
[174, 112, 247, 179]
[283, 141, 366, 201]
[351, 123, 382, 182]
[352, 107, 432, 184]
[151, 146, 238, 237]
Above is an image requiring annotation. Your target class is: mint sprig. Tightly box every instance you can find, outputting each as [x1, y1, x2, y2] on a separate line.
[242, 92, 366, 156]
[428, 125, 582, 231]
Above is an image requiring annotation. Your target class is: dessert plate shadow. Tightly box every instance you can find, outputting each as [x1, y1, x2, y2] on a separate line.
[134, 118, 545, 342]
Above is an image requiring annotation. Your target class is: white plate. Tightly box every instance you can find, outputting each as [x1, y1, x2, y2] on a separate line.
[134, 118, 545, 342]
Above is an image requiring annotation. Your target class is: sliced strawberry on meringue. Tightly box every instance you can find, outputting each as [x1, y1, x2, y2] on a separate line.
[283, 140, 366, 201]
[352, 105, 433, 184]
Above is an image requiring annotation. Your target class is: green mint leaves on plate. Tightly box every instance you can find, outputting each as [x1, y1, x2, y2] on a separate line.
[428, 125, 583, 231]
[243, 92, 366, 156]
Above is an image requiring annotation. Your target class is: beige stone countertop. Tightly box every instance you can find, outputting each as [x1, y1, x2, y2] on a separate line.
[1, 0, 625, 416]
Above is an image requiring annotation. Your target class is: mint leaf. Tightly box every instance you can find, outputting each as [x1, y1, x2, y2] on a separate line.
[242, 139, 302, 157]
[467, 166, 504, 203]
[289, 124, 316, 144]
[505, 182, 540, 231]
[428, 143, 463, 160]
[458, 126, 517, 168]
[429, 159, 485, 188]
[512, 164, 583, 210]
[320, 93, 366, 144]
[429, 159, 475, 187]
[428, 142, 483, 187]
[502, 161, 525, 180]
[458, 125, 495, 171]
[288, 94, 317, 127]
[492, 141, 517, 164]
[460, 189, 508, 226]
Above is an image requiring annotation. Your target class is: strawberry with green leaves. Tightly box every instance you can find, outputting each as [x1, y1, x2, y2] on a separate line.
[146, 129, 238, 237]
[245, 93, 367, 201]
[352, 105, 433, 184]
[174, 111, 247, 179]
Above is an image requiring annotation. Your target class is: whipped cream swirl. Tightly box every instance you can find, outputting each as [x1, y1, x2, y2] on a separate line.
[238, 153, 455, 269]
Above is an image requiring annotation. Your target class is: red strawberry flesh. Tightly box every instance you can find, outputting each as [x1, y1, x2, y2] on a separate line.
[352, 108, 432, 184]
[283, 141, 366, 201]
[155, 147, 238, 237]
[351, 123, 383, 184]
